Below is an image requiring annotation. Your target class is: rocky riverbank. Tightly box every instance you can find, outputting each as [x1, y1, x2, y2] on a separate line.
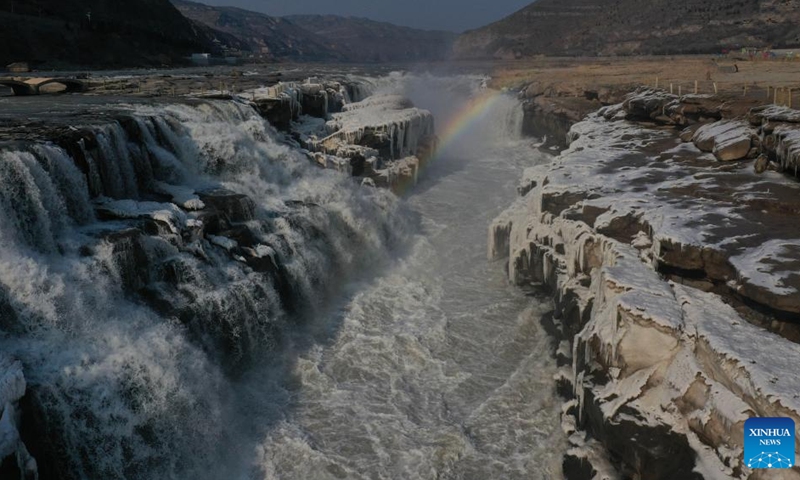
[491, 89, 800, 478]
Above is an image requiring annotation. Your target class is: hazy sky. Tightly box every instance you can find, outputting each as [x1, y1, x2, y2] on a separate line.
[193, 0, 532, 32]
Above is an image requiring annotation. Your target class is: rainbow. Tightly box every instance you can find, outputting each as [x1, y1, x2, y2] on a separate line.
[394, 90, 508, 195]
[436, 90, 507, 155]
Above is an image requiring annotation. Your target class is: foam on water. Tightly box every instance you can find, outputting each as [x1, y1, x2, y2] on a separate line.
[0, 74, 561, 479]
[250, 75, 563, 480]
[0, 97, 408, 479]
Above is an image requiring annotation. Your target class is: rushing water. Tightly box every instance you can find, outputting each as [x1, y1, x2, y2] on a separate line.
[247, 76, 563, 479]
[0, 74, 561, 479]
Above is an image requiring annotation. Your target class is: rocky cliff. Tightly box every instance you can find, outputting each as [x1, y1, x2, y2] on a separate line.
[491, 90, 800, 478]
[0, 0, 233, 68]
[454, 0, 800, 59]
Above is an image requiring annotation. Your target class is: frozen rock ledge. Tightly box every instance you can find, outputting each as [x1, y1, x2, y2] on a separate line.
[0, 356, 37, 479]
[491, 107, 800, 479]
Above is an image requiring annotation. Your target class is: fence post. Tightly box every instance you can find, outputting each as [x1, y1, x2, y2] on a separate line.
[713, 82, 718, 94]
[679, 85, 682, 96]
[695, 80, 698, 94]
[775, 87, 779, 104]
[656, 77, 659, 89]
[790, 88, 793, 108]
[670, 83, 674, 94]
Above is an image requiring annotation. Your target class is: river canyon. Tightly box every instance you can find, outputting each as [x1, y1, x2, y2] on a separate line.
[0, 72, 563, 479]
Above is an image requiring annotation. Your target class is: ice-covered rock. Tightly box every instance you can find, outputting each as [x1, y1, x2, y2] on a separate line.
[692, 120, 755, 161]
[95, 198, 189, 234]
[491, 110, 800, 478]
[320, 94, 435, 161]
[0, 356, 38, 480]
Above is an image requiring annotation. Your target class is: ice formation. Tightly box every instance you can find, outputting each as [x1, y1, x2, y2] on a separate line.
[0, 98, 409, 479]
[491, 107, 800, 478]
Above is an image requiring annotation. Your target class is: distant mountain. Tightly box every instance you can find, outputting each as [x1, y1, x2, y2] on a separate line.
[171, 0, 341, 61]
[0, 0, 229, 68]
[286, 15, 457, 63]
[454, 0, 800, 59]
[172, 0, 456, 63]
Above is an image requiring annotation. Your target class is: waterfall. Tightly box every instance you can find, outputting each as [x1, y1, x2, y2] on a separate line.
[0, 99, 410, 479]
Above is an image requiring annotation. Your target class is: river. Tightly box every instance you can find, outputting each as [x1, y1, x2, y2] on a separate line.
[0, 73, 562, 479]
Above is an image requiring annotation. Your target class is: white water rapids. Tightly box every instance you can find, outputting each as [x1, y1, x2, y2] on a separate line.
[0, 74, 562, 479]
[247, 76, 563, 479]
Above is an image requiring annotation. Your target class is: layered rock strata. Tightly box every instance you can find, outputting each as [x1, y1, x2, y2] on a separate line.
[491, 96, 800, 478]
[252, 82, 438, 193]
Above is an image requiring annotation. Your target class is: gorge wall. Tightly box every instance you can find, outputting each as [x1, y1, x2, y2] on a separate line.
[491, 90, 800, 478]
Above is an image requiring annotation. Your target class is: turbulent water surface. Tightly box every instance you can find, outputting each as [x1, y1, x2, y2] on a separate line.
[249, 76, 563, 479]
[0, 74, 561, 479]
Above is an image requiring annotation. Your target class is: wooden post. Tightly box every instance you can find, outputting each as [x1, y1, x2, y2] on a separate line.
[655, 77, 659, 89]
[670, 83, 674, 94]
[694, 80, 698, 94]
[713, 82, 718, 94]
[775, 87, 779, 104]
[790, 88, 793, 108]
[678, 85, 682, 96]
[767, 85, 771, 99]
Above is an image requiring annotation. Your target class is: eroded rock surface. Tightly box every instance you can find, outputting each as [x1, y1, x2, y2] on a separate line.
[0, 356, 37, 480]
[491, 107, 800, 478]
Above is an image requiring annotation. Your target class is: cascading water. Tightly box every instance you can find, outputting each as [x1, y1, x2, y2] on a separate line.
[0, 98, 409, 479]
[0, 73, 562, 480]
[250, 75, 564, 479]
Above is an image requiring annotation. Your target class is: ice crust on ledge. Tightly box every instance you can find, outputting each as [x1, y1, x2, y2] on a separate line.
[321, 94, 434, 160]
[490, 109, 800, 478]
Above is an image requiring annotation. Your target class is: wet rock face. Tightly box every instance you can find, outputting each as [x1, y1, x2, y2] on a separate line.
[0, 357, 37, 480]
[0, 96, 406, 479]
[198, 189, 256, 223]
[491, 106, 800, 479]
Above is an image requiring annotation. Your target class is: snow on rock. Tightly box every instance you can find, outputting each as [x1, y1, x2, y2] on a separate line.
[0, 356, 38, 479]
[692, 120, 755, 161]
[95, 198, 189, 234]
[153, 182, 205, 211]
[491, 110, 800, 478]
[319, 94, 435, 161]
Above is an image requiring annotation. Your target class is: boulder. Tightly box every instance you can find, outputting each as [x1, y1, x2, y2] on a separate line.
[692, 120, 754, 161]
[198, 189, 256, 223]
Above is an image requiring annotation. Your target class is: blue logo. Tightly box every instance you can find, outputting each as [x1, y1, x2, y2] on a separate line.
[744, 417, 795, 469]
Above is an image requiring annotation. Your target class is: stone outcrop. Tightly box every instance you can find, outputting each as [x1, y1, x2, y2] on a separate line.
[0, 356, 37, 480]
[692, 120, 756, 161]
[491, 104, 800, 478]
[749, 105, 800, 179]
[290, 92, 439, 192]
